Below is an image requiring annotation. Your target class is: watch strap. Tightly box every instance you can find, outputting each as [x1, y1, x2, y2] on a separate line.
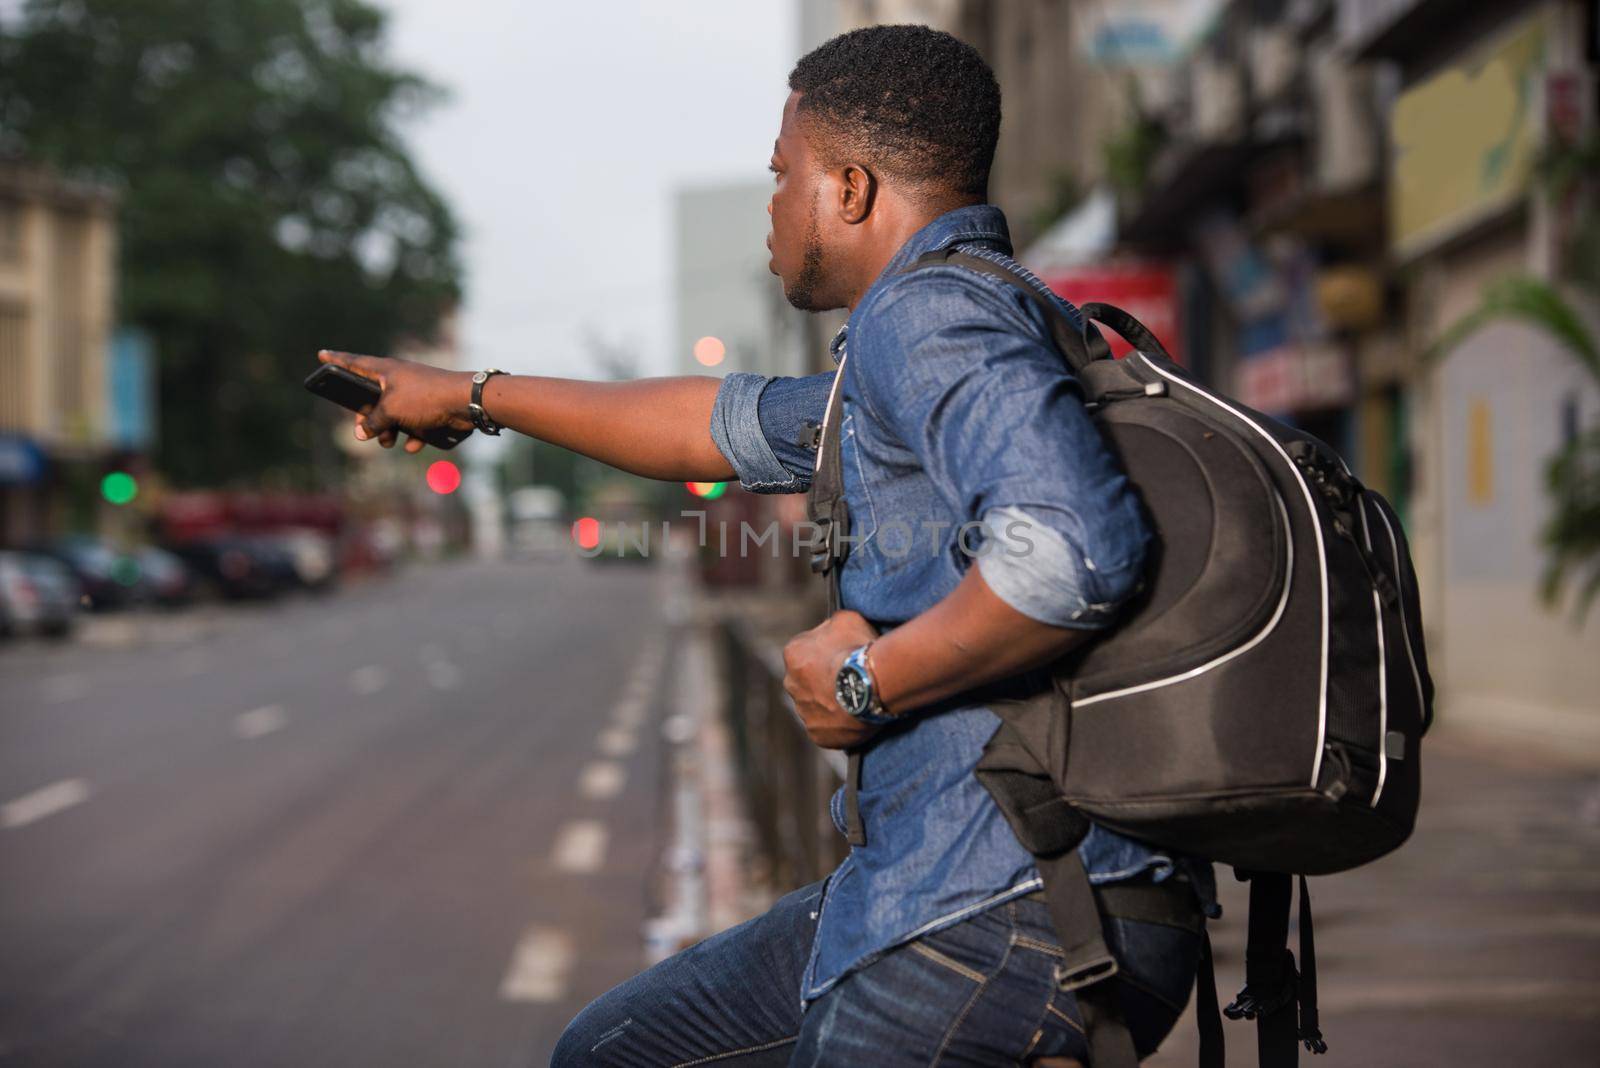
[469, 368, 507, 435]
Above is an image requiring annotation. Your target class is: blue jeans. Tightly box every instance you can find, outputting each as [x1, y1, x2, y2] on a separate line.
[551, 881, 1200, 1066]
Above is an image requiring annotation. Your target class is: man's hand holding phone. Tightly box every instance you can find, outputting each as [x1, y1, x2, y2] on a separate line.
[312, 350, 477, 453]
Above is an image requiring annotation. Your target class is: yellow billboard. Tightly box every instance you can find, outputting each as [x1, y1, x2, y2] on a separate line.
[1389, 13, 1545, 258]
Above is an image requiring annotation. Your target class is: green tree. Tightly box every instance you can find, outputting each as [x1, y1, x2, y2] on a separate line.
[0, 0, 461, 487]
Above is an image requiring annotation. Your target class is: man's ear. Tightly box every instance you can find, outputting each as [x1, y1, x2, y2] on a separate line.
[835, 163, 876, 225]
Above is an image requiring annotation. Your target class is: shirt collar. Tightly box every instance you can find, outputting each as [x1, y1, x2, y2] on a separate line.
[829, 203, 1012, 367]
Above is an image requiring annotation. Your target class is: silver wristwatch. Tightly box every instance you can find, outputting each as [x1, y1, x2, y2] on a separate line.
[835, 641, 895, 725]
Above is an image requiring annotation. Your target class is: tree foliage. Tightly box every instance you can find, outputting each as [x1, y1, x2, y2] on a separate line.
[0, 0, 462, 487]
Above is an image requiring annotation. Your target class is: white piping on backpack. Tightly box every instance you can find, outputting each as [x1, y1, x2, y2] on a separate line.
[1359, 498, 1390, 807]
[814, 351, 849, 476]
[1373, 503, 1427, 744]
[1130, 353, 1332, 789]
[1073, 493, 1293, 708]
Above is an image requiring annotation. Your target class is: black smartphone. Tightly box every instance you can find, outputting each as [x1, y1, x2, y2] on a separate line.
[303, 364, 472, 451]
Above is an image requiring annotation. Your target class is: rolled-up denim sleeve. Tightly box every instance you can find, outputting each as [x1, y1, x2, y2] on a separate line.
[975, 505, 1145, 627]
[708, 369, 834, 495]
[853, 272, 1150, 628]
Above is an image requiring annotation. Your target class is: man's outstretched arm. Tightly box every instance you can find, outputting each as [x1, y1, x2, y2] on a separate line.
[316, 350, 736, 482]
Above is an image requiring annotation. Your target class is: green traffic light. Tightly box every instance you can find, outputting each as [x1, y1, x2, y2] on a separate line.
[101, 471, 138, 505]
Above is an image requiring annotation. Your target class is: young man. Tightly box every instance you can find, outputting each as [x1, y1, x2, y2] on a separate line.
[323, 25, 1213, 1066]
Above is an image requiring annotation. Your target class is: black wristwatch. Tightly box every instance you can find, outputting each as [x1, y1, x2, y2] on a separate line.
[835, 640, 896, 726]
[469, 368, 508, 435]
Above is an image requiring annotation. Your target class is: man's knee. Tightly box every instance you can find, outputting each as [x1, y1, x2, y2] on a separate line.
[548, 1012, 587, 1067]
[548, 1002, 619, 1067]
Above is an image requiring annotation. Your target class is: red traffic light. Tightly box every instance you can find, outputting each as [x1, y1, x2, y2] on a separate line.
[426, 460, 461, 494]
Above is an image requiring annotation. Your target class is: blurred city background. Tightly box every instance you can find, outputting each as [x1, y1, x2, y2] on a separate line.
[0, 0, 1596, 1065]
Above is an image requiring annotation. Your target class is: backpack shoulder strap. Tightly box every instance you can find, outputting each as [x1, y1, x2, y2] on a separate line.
[804, 353, 849, 608]
[804, 355, 868, 847]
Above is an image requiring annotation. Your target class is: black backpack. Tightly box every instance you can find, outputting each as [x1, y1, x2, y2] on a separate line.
[805, 247, 1434, 1068]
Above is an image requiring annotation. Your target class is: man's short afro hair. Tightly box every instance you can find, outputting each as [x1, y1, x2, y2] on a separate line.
[788, 24, 1001, 198]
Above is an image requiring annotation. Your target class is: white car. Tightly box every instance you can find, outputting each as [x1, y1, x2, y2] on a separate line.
[0, 551, 80, 638]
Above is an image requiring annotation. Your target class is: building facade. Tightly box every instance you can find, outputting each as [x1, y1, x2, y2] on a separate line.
[1349, 0, 1600, 748]
[0, 166, 122, 546]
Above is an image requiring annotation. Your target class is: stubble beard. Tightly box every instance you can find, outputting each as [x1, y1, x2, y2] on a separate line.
[784, 193, 826, 312]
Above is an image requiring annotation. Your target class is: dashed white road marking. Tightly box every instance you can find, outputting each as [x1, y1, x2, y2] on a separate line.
[425, 660, 461, 691]
[551, 820, 608, 874]
[348, 665, 389, 696]
[578, 761, 627, 800]
[2, 778, 92, 829]
[234, 705, 288, 740]
[596, 727, 637, 758]
[498, 925, 574, 1002]
[41, 674, 90, 704]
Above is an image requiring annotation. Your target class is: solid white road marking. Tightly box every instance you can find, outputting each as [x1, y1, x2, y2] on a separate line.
[349, 665, 389, 696]
[578, 761, 626, 800]
[596, 726, 637, 758]
[551, 820, 608, 874]
[425, 660, 461, 691]
[2, 778, 92, 829]
[498, 925, 575, 1002]
[234, 705, 288, 740]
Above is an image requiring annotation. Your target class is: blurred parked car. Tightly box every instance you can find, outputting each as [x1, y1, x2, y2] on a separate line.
[167, 537, 279, 600]
[269, 528, 338, 590]
[134, 546, 196, 607]
[242, 536, 300, 592]
[35, 536, 140, 611]
[0, 551, 80, 638]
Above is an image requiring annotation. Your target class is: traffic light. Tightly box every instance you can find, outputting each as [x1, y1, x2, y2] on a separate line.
[100, 471, 138, 505]
[426, 460, 461, 495]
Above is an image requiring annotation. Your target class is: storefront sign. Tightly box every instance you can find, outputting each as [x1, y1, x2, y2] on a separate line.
[1389, 13, 1545, 258]
[1235, 343, 1354, 414]
[1042, 263, 1182, 363]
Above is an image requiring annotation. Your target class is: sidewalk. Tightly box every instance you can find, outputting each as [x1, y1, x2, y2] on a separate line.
[1150, 728, 1600, 1067]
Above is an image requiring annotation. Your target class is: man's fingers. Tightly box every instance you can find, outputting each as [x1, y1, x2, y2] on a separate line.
[317, 349, 382, 382]
[402, 435, 425, 454]
[378, 428, 398, 448]
[361, 402, 397, 438]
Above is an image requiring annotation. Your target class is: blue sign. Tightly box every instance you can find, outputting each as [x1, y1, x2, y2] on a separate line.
[0, 436, 46, 485]
[108, 327, 156, 450]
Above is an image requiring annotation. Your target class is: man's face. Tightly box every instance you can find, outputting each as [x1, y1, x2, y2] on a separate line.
[767, 91, 832, 311]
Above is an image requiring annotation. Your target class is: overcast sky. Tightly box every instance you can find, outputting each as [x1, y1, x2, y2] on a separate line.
[379, 0, 796, 381]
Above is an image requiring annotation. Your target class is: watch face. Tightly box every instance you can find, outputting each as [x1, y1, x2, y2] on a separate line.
[835, 663, 872, 716]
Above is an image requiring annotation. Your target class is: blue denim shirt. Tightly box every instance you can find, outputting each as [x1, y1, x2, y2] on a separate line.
[708, 204, 1216, 1004]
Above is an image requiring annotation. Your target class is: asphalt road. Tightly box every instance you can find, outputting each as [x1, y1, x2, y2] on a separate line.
[0, 555, 679, 1068]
